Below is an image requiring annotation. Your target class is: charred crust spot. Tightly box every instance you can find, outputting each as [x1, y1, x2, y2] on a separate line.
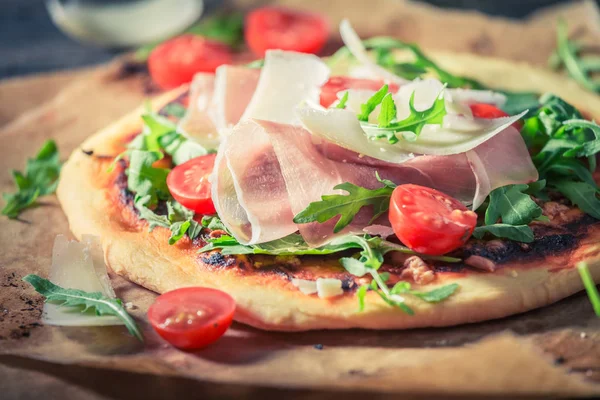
[431, 263, 467, 273]
[340, 278, 356, 291]
[200, 252, 230, 268]
[461, 233, 578, 266]
[268, 267, 292, 280]
[565, 214, 599, 233]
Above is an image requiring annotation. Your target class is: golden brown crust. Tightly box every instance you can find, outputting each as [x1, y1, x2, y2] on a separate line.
[57, 53, 600, 331]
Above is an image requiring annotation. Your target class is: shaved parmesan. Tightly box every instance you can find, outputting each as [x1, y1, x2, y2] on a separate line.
[242, 50, 329, 125]
[291, 278, 318, 295]
[316, 278, 344, 298]
[298, 105, 527, 160]
[340, 19, 407, 85]
[43, 235, 122, 327]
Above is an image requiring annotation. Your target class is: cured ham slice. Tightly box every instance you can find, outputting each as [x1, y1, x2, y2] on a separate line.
[210, 65, 261, 133]
[212, 121, 298, 244]
[467, 126, 538, 209]
[213, 118, 537, 246]
[242, 50, 330, 124]
[178, 73, 219, 149]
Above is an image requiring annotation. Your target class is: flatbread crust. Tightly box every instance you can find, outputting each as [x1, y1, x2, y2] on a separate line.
[57, 52, 600, 331]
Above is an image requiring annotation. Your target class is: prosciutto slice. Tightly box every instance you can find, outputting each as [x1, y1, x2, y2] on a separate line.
[213, 119, 538, 246]
[210, 65, 261, 133]
[177, 73, 219, 149]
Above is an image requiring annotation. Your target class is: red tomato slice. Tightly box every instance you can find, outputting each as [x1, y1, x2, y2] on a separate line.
[167, 154, 217, 215]
[245, 7, 329, 57]
[148, 287, 235, 350]
[320, 77, 400, 107]
[469, 103, 522, 130]
[389, 184, 477, 255]
[148, 35, 232, 90]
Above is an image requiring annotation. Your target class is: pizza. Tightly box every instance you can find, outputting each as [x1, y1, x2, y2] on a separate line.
[56, 21, 600, 331]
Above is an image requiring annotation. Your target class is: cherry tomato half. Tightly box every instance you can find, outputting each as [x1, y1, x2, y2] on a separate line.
[148, 35, 232, 90]
[320, 77, 400, 108]
[167, 154, 217, 215]
[245, 7, 329, 57]
[389, 184, 477, 255]
[469, 103, 522, 130]
[148, 287, 235, 350]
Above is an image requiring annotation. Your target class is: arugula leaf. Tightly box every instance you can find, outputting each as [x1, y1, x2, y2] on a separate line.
[2, 140, 61, 219]
[578, 262, 600, 317]
[377, 93, 397, 128]
[293, 180, 394, 233]
[546, 159, 597, 187]
[335, 91, 349, 109]
[141, 113, 175, 152]
[141, 113, 208, 165]
[160, 103, 187, 119]
[390, 281, 459, 303]
[375, 171, 397, 189]
[363, 90, 446, 144]
[158, 131, 208, 165]
[553, 19, 600, 93]
[135, 13, 245, 61]
[134, 196, 201, 244]
[552, 180, 600, 219]
[473, 224, 534, 243]
[200, 219, 460, 262]
[524, 179, 547, 196]
[340, 257, 369, 277]
[200, 232, 365, 256]
[23, 274, 143, 341]
[562, 120, 600, 158]
[135, 198, 170, 231]
[499, 90, 540, 116]
[246, 59, 265, 68]
[484, 184, 543, 226]
[166, 199, 201, 244]
[357, 84, 389, 121]
[336, 235, 459, 313]
[201, 215, 228, 231]
[357, 285, 368, 312]
[127, 150, 170, 207]
[360, 37, 483, 89]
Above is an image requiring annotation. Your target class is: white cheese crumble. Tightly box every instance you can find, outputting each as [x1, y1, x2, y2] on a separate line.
[316, 278, 343, 299]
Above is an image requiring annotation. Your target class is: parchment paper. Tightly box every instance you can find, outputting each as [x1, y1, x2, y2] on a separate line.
[2, 1, 600, 398]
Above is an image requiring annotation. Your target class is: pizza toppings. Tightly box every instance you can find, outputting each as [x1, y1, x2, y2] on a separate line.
[167, 154, 217, 215]
[389, 185, 477, 255]
[98, 19, 600, 314]
[400, 256, 435, 285]
[241, 50, 329, 124]
[148, 287, 235, 349]
[245, 7, 329, 57]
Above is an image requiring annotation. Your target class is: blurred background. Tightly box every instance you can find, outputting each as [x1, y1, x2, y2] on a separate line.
[0, 0, 588, 79]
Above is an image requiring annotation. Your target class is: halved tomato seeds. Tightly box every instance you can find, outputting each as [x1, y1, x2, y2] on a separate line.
[166, 154, 217, 215]
[148, 287, 236, 350]
[389, 184, 477, 255]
